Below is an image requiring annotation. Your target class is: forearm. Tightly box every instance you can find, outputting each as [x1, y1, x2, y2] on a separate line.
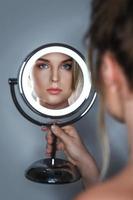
[77, 152, 100, 188]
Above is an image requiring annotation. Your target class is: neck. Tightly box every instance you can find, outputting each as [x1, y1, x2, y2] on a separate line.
[124, 98, 133, 163]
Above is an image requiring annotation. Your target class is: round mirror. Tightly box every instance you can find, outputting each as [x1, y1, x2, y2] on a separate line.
[18, 43, 96, 125]
[9, 43, 96, 184]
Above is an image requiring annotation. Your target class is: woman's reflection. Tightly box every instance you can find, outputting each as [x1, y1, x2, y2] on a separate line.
[30, 52, 83, 109]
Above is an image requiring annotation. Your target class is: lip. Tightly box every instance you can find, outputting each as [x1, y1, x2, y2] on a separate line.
[47, 88, 62, 95]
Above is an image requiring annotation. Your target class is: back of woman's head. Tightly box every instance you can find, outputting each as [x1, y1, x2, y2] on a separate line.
[87, 0, 133, 89]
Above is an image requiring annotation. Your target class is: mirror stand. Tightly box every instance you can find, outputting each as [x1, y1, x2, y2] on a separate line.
[9, 78, 81, 184]
[8, 43, 96, 184]
[25, 132, 81, 184]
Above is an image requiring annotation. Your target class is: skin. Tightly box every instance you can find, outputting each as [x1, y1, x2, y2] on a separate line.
[46, 52, 133, 200]
[74, 52, 133, 199]
[75, 164, 133, 200]
[43, 124, 99, 187]
[32, 52, 74, 109]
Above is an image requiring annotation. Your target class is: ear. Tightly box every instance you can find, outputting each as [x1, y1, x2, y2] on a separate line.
[101, 52, 121, 88]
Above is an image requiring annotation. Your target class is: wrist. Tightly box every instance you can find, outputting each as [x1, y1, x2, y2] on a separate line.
[77, 151, 99, 187]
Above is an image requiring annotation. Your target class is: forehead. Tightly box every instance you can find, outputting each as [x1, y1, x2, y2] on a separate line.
[40, 52, 72, 62]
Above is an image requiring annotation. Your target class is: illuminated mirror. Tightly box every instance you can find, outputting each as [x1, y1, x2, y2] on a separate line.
[9, 43, 96, 184]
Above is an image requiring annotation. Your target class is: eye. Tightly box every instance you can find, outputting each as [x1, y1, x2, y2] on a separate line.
[61, 63, 72, 70]
[38, 63, 49, 69]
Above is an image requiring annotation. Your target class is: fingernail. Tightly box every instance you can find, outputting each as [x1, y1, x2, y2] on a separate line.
[51, 125, 57, 132]
[41, 126, 48, 131]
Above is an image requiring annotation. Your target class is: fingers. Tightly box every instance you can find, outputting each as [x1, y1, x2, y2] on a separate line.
[41, 126, 64, 155]
[46, 130, 53, 145]
[41, 126, 49, 132]
[57, 142, 64, 150]
[41, 124, 79, 140]
[46, 143, 53, 155]
[51, 125, 72, 145]
[42, 126, 53, 144]
[41, 125, 78, 155]
[46, 139, 64, 156]
[51, 124, 80, 141]
[41, 126, 53, 156]
[63, 125, 80, 138]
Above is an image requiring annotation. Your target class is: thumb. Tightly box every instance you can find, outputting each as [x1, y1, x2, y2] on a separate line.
[51, 125, 70, 144]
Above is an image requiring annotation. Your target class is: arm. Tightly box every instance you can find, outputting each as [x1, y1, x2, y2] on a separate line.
[43, 124, 99, 188]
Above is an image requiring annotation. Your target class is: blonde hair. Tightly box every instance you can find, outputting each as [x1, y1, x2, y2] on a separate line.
[71, 60, 83, 90]
[88, 47, 110, 180]
[98, 95, 110, 180]
[69, 60, 83, 105]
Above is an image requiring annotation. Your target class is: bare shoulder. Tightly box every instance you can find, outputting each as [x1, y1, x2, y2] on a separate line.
[75, 164, 133, 200]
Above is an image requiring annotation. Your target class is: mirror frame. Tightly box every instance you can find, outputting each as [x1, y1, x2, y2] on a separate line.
[17, 43, 96, 125]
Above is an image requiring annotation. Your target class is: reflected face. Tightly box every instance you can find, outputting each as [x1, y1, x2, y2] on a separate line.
[32, 53, 73, 109]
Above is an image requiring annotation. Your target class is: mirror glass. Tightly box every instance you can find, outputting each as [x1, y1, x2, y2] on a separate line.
[27, 53, 83, 109]
[18, 44, 92, 118]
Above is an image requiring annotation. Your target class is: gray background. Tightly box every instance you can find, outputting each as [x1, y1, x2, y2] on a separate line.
[0, 0, 128, 199]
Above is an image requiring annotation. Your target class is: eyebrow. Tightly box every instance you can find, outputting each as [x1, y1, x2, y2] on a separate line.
[36, 58, 73, 63]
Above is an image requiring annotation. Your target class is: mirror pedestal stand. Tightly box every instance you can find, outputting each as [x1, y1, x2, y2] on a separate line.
[25, 158, 80, 184]
[9, 78, 81, 184]
[25, 133, 81, 184]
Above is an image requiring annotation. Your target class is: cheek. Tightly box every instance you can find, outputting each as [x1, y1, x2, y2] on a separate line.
[34, 77, 43, 88]
[62, 73, 73, 87]
[34, 72, 49, 87]
[69, 75, 73, 89]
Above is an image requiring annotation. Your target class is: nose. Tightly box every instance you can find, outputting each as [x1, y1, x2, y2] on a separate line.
[51, 68, 59, 82]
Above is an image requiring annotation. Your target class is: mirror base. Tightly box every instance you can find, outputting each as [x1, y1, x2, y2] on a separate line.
[25, 158, 81, 184]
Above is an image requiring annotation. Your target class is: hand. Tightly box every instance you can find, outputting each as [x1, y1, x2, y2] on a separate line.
[42, 124, 99, 187]
[45, 124, 89, 165]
